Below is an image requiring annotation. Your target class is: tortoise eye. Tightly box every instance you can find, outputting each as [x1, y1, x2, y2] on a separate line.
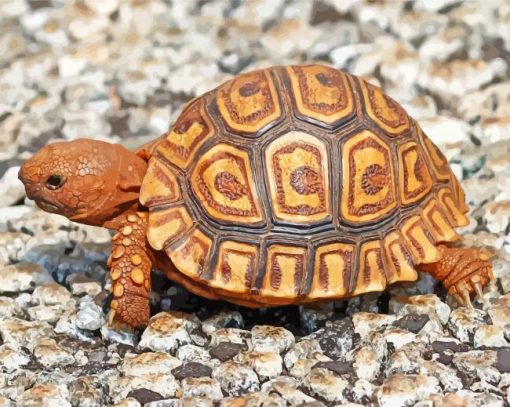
[46, 175, 66, 190]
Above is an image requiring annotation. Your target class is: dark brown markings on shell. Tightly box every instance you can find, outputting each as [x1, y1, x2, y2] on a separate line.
[195, 151, 259, 217]
[214, 172, 247, 201]
[270, 256, 282, 290]
[293, 66, 349, 115]
[273, 142, 326, 216]
[161, 99, 210, 160]
[348, 137, 394, 217]
[363, 246, 385, 285]
[318, 248, 352, 293]
[220, 71, 276, 126]
[425, 203, 453, 237]
[221, 253, 232, 283]
[290, 166, 322, 195]
[270, 252, 305, 295]
[221, 248, 256, 289]
[423, 137, 450, 178]
[153, 209, 186, 229]
[404, 219, 435, 260]
[239, 82, 260, 97]
[402, 146, 431, 201]
[151, 163, 178, 199]
[389, 241, 414, 278]
[365, 82, 407, 129]
[315, 72, 333, 87]
[361, 164, 387, 196]
[180, 235, 209, 277]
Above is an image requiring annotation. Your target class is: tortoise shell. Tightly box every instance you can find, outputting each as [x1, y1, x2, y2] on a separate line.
[139, 64, 469, 307]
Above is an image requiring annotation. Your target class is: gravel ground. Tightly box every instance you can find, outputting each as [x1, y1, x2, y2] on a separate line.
[1, 0, 510, 406]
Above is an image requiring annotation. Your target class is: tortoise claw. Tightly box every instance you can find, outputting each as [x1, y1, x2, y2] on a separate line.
[108, 310, 116, 326]
[473, 281, 485, 302]
[461, 289, 473, 308]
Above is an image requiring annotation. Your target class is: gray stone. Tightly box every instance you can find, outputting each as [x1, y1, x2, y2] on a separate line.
[33, 338, 75, 368]
[448, 307, 487, 343]
[377, 374, 440, 407]
[139, 312, 201, 354]
[250, 325, 295, 354]
[212, 361, 260, 397]
[453, 350, 500, 383]
[20, 384, 71, 407]
[0, 262, 53, 294]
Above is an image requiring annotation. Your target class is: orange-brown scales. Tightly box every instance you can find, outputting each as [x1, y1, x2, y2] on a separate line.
[19, 64, 493, 328]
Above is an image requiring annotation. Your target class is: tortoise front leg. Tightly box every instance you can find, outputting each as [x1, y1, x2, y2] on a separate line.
[418, 244, 493, 306]
[107, 212, 152, 327]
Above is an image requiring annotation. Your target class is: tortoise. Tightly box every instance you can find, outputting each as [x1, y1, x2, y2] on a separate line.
[18, 64, 493, 327]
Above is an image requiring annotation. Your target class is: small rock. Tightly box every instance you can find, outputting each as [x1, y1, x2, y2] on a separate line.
[220, 392, 286, 406]
[234, 351, 283, 380]
[120, 352, 181, 376]
[452, 350, 500, 383]
[201, 311, 244, 337]
[212, 361, 260, 397]
[0, 262, 53, 294]
[172, 362, 212, 380]
[127, 389, 164, 405]
[0, 344, 30, 373]
[474, 325, 508, 348]
[209, 342, 248, 362]
[250, 325, 295, 354]
[55, 310, 95, 343]
[420, 360, 462, 393]
[76, 297, 105, 331]
[352, 312, 397, 339]
[377, 374, 440, 407]
[32, 282, 73, 307]
[496, 349, 510, 373]
[0, 166, 25, 207]
[0, 317, 53, 351]
[352, 345, 381, 382]
[139, 312, 201, 353]
[308, 318, 355, 359]
[109, 374, 180, 404]
[177, 344, 213, 365]
[448, 307, 487, 343]
[181, 377, 223, 401]
[33, 338, 75, 368]
[303, 367, 351, 404]
[390, 294, 451, 325]
[66, 274, 102, 297]
[0, 297, 22, 318]
[68, 376, 104, 407]
[393, 314, 431, 334]
[284, 339, 323, 371]
[20, 384, 71, 407]
[262, 377, 316, 405]
[210, 328, 252, 349]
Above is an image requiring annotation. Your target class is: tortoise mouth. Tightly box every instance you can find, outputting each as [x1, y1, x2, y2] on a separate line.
[35, 199, 61, 213]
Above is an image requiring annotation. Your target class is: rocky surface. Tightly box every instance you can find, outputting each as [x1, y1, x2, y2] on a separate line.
[1, 0, 510, 406]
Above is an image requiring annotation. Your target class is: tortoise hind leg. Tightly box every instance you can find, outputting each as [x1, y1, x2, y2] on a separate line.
[418, 244, 493, 306]
[107, 212, 152, 327]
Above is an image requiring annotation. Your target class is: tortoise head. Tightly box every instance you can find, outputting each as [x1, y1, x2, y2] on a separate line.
[18, 139, 147, 228]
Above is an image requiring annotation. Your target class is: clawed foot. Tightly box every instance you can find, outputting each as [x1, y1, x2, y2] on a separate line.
[108, 294, 150, 328]
[448, 256, 493, 308]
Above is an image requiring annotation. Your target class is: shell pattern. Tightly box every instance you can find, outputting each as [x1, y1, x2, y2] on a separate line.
[139, 64, 469, 306]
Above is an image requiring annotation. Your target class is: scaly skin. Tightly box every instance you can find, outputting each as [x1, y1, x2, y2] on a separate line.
[419, 245, 493, 306]
[107, 212, 152, 327]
